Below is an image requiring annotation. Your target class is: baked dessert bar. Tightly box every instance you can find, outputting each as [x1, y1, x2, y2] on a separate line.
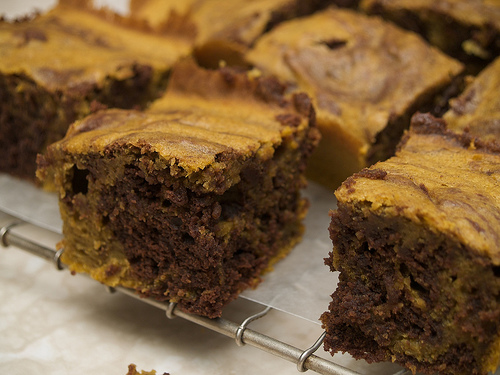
[36, 60, 320, 318]
[129, 0, 340, 68]
[360, 0, 500, 72]
[321, 113, 500, 375]
[444, 56, 500, 145]
[0, 0, 191, 181]
[245, 7, 464, 188]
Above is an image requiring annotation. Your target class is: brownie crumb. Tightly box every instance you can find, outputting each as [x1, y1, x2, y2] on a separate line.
[126, 363, 170, 375]
[275, 113, 302, 127]
[355, 168, 387, 180]
[256, 76, 287, 107]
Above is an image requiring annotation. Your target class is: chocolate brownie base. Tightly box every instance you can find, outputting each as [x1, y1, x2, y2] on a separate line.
[321, 113, 500, 375]
[0, 64, 163, 180]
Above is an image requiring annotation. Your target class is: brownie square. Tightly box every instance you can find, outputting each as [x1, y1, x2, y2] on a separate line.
[37, 60, 320, 318]
[245, 7, 464, 188]
[321, 113, 500, 375]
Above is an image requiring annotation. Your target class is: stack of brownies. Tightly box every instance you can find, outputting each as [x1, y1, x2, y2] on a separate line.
[2, 0, 499, 374]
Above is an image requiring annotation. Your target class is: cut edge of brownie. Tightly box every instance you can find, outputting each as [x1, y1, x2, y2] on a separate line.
[323, 205, 500, 375]
[366, 72, 466, 167]
[0, 63, 170, 182]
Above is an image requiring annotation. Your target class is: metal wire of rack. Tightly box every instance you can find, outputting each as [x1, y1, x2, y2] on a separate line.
[0, 213, 412, 375]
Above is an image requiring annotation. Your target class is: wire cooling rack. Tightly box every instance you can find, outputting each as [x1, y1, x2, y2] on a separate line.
[0, 211, 412, 375]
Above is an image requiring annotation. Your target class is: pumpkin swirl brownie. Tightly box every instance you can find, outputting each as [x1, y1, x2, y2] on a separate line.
[321, 113, 500, 375]
[129, 0, 341, 69]
[444, 56, 500, 145]
[245, 7, 464, 189]
[360, 0, 500, 72]
[36, 60, 320, 318]
[0, 0, 192, 181]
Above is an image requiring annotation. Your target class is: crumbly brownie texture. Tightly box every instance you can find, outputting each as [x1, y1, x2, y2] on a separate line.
[321, 113, 500, 375]
[245, 7, 464, 189]
[444, 56, 500, 145]
[126, 364, 169, 375]
[129, 0, 341, 68]
[0, 0, 191, 181]
[360, 0, 500, 71]
[37, 61, 319, 318]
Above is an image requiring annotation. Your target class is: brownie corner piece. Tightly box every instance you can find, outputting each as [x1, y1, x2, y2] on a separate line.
[321, 113, 500, 375]
[37, 61, 319, 318]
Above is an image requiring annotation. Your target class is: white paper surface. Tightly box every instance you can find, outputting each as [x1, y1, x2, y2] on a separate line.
[0, 175, 62, 233]
[241, 183, 339, 323]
